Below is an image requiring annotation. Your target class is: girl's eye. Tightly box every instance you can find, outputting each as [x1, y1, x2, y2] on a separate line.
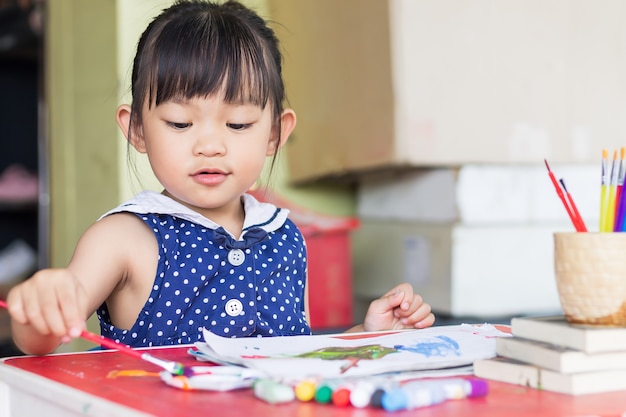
[166, 121, 191, 130]
[227, 123, 252, 131]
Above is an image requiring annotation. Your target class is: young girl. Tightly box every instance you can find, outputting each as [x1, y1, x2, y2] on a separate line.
[6, 0, 434, 355]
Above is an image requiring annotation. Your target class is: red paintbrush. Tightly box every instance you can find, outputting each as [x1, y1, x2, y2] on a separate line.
[544, 159, 586, 232]
[0, 299, 192, 376]
[558, 178, 587, 232]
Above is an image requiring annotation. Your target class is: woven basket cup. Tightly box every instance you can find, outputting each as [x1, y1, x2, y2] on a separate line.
[554, 232, 626, 326]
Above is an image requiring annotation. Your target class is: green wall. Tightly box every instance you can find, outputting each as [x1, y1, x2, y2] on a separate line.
[47, 1, 119, 270]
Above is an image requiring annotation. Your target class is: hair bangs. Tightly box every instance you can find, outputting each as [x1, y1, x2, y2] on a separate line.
[145, 14, 275, 111]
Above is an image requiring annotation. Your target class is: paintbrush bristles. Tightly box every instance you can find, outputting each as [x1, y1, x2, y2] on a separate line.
[141, 352, 190, 376]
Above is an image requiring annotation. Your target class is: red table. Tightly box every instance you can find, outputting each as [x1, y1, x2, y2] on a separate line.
[1, 345, 626, 417]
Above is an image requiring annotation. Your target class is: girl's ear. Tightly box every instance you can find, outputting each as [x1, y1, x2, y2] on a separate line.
[267, 108, 296, 156]
[116, 104, 147, 153]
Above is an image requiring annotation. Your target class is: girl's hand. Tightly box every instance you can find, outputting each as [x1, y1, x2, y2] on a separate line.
[7, 268, 87, 345]
[362, 282, 435, 332]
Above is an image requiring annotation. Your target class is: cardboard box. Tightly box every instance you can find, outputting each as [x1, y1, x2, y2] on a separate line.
[269, 0, 626, 182]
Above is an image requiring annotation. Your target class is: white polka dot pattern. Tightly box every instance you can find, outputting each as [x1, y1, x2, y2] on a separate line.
[97, 213, 311, 347]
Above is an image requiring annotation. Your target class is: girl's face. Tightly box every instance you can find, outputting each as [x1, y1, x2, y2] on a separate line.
[128, 95, 283, 223]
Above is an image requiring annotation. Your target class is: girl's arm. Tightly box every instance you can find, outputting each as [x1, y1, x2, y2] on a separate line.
[6, 213, 145, 354]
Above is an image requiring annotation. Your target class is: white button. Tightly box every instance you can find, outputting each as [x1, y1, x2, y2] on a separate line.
[227, 249, 245, 266]
[225, 299, 244, 316]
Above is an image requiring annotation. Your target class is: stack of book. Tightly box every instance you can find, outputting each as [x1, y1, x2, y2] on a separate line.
[473, 316, 626, 395]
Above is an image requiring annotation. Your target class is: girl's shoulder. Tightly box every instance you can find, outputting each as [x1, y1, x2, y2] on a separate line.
[86, 210, 155, 246]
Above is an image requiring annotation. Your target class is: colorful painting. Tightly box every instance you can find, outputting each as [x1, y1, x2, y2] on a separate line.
[191, 324, 509, 379]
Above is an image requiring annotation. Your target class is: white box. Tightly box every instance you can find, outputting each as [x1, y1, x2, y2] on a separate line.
[352, 163, 603, 318]
[352, 220, 563, 318]
[357, 164, 600, 228]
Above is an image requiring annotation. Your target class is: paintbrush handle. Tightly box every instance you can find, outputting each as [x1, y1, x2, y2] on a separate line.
[0, 299, 141, 359]
[80, 330, 184, 374]
[79, 329, 145, 360]
[0, 299, 187, 375]
[1, 301, 155, 363]
[0, 299, 140, 359]
[80, 330, 184, 376]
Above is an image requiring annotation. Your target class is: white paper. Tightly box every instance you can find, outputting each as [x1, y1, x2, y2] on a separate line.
[193, 324, 509, 379]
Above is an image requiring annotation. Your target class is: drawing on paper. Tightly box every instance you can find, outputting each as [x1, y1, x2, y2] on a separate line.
[194, 324, 510, 379]
[395, 335, 461, 357]
[295, 344, 397, 360]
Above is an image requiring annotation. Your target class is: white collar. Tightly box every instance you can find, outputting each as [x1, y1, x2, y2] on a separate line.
[100, 190, 290, 238]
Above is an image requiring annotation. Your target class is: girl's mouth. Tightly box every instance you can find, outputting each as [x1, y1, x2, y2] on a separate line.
[192, 170, 228, 185]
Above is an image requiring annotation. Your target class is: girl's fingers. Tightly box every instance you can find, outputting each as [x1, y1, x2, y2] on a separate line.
[22, 292, 53, 336]
[8, 276, 84, 339]
[5, 292, 27, 325]
[57, 284, 86, 336]
[41, 292, 71, 338]
[416, 312, 436, 328]
[398, 300, 433, 325]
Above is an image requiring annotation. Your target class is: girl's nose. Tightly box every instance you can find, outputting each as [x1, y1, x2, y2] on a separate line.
[193, 128, 226, 156]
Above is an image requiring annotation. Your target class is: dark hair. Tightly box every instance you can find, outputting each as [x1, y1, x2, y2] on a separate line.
[127, 0, 286, 168]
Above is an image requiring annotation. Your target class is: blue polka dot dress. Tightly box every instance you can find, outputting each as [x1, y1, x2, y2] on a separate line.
[96, 191, 311, 347]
